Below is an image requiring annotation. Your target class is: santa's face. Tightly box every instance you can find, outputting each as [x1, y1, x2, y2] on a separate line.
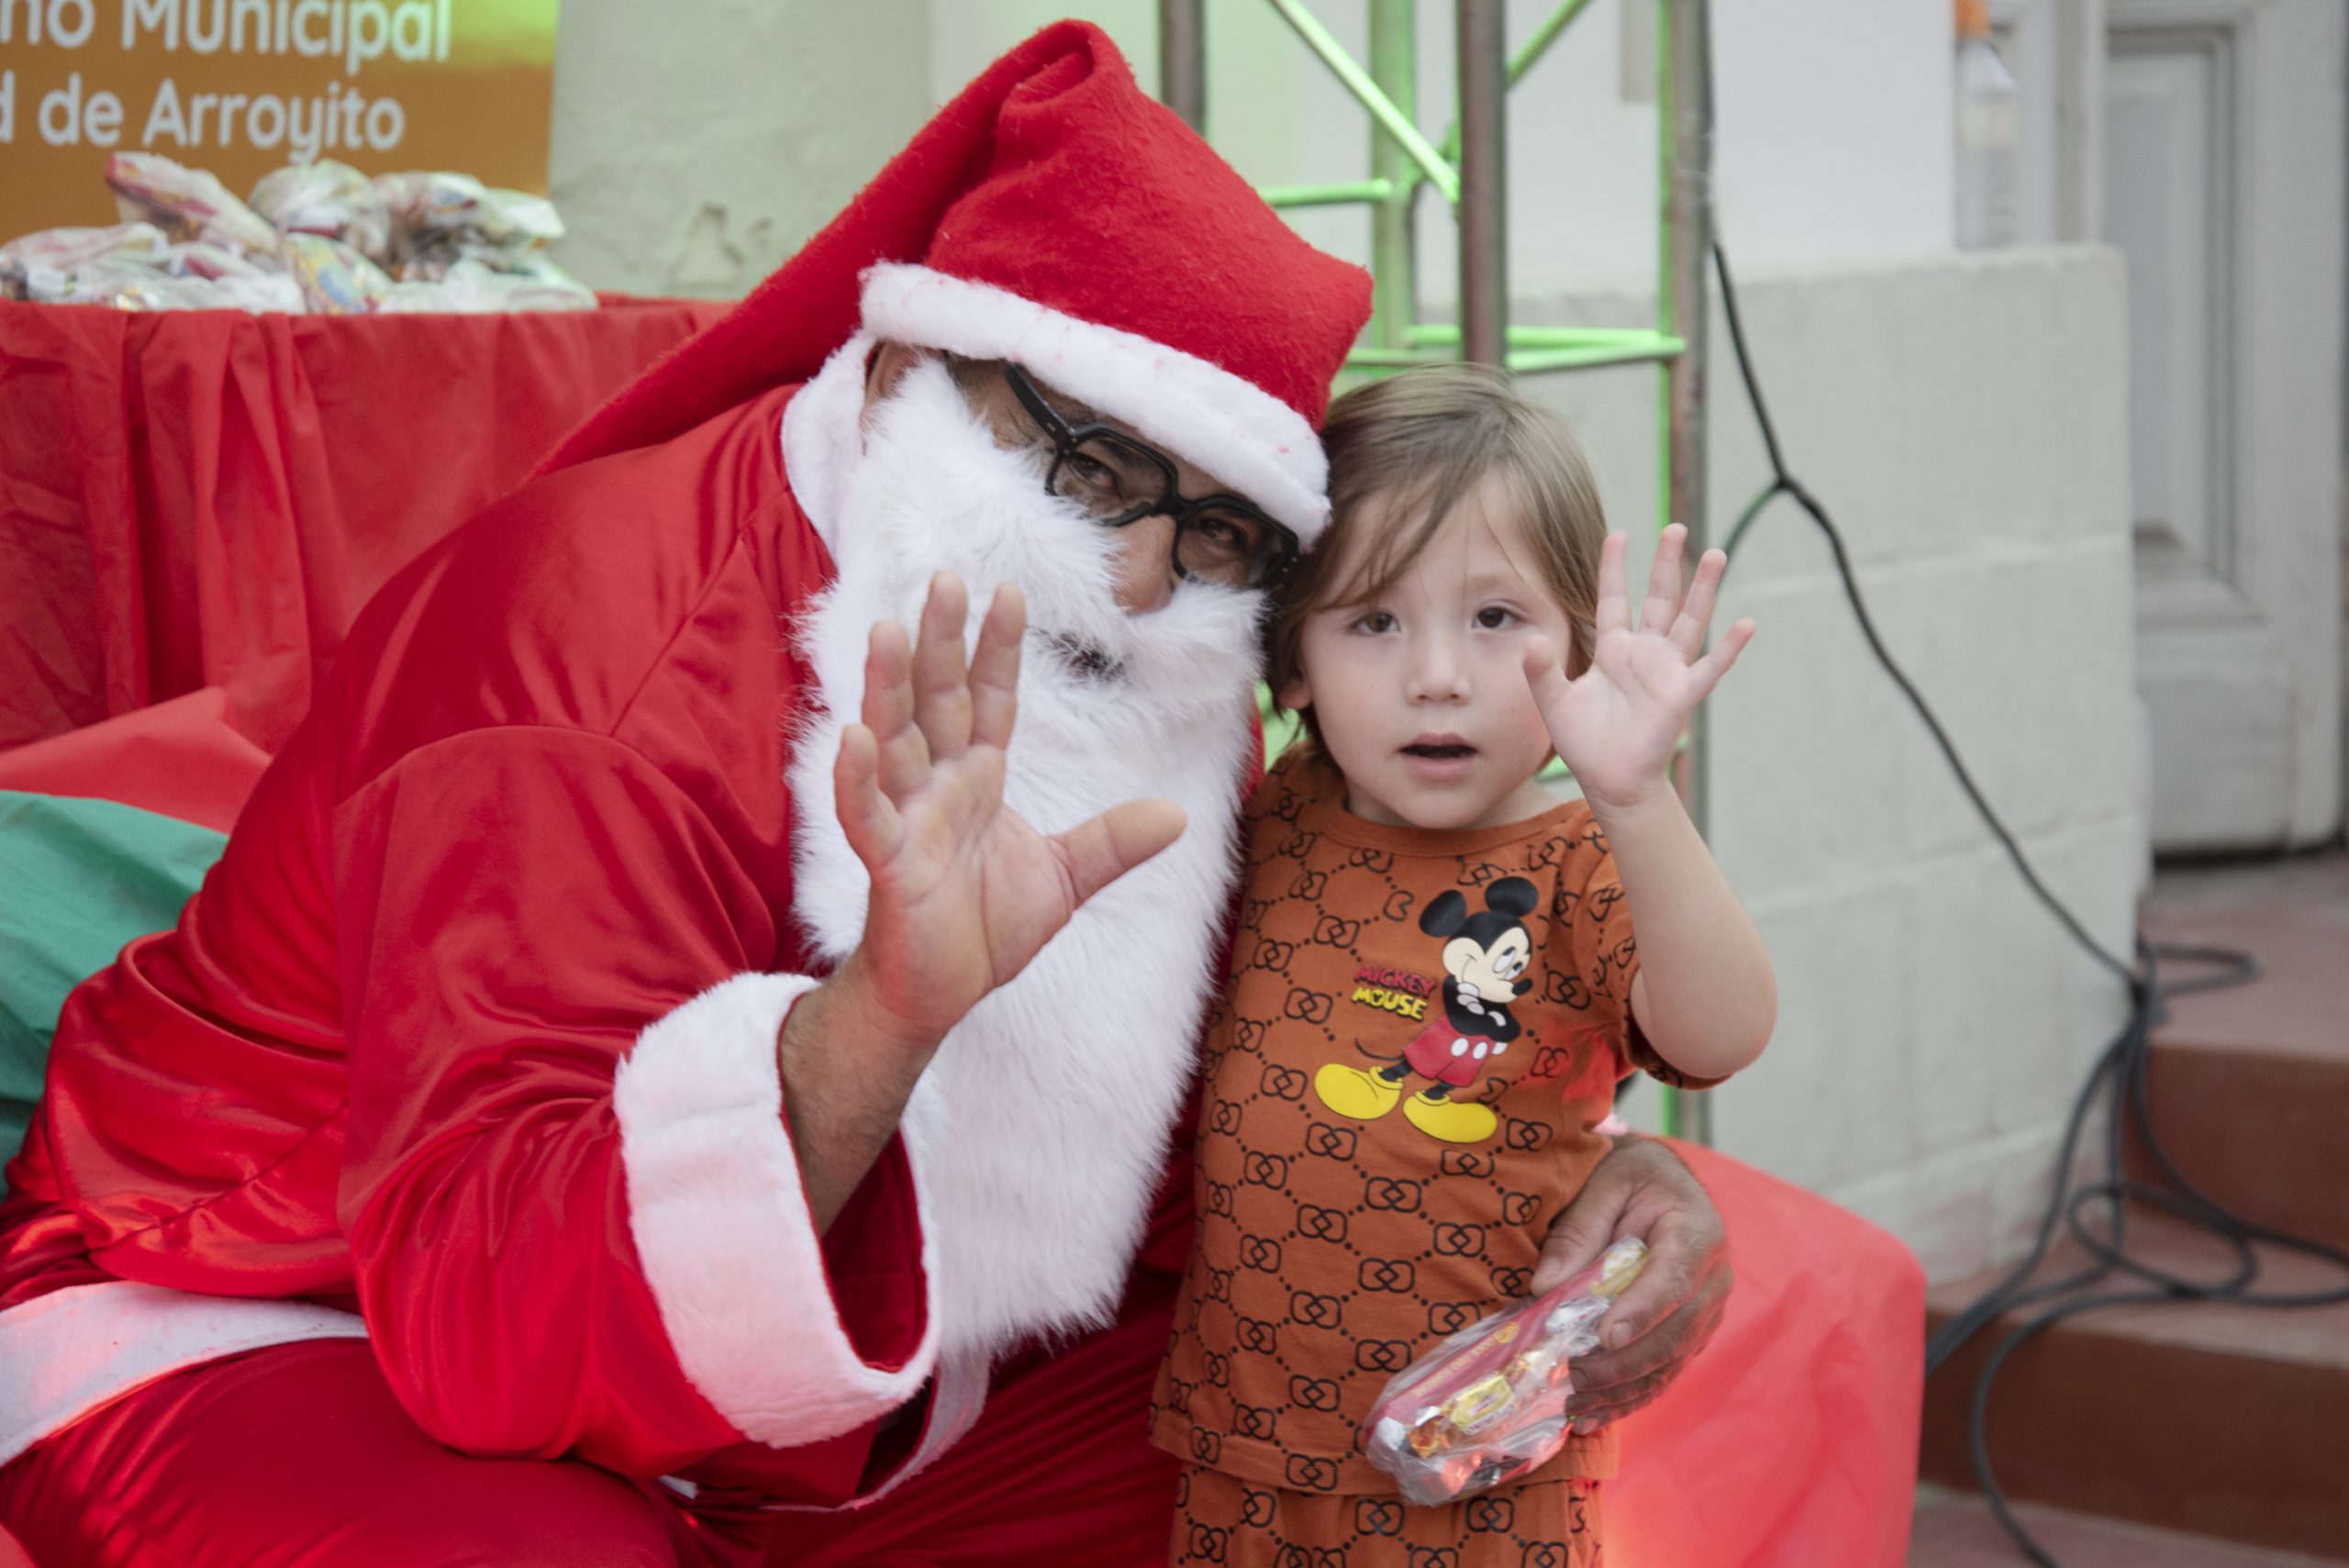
[860, 341, 1276, 617]
[834, 354, 1270, 728]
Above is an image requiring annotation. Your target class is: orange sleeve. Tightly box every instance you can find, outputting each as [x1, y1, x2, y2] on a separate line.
[1557, 822, 1729, 1091]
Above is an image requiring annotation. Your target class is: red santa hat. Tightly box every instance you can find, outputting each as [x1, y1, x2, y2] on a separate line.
[542, 20, 1372, 543]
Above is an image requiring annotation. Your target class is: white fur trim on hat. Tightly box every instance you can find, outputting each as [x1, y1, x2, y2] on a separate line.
[614, 972, 939, 1448]
[858, 262, 1331, 542]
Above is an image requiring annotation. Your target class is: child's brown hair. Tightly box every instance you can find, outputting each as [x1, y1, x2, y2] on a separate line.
[1270, 363, 1609, 726]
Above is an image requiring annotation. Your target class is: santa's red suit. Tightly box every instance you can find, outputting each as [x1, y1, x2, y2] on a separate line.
[0, 25, 1375, 1565]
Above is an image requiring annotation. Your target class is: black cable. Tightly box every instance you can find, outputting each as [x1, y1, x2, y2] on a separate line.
[1710, 244, 2134, 989]
[1705, 236, 2349, 1566]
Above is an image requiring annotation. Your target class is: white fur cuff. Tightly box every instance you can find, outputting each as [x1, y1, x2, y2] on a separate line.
[614, 973, 938, 1449]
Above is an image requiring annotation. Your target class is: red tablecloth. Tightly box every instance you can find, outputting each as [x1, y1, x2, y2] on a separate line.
[0, 295, 728, 753]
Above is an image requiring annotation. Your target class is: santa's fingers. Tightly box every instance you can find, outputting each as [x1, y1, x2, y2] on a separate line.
[910, 573, 974, 762]
[967, 582, 1025, 752]
[1051, 798, 1186, 910]
[1564, 1358, 1692, 1435]
[861, 619, 932, 801]
[832, 722, 904, 867]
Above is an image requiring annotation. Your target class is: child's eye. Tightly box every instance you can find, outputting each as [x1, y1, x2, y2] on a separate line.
[1352, 610, 1398, 634]
[1475, 606, 1520, 630]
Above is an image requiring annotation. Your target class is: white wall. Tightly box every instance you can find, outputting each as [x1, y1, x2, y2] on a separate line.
[562, 1, 1958, 298]
[928, 0, 1955, 297]
[546, 0, 930, 295]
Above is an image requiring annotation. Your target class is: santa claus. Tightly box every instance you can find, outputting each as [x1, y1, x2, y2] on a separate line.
[0, 23, 1768, 1566]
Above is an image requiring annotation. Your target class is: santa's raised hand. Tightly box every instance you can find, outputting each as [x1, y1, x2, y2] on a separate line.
[831, 572, 1186, 1048]
[1521, 527, 1754, 814]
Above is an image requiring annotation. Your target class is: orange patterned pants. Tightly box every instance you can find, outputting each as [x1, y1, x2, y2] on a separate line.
[1173, 1463, 1602, 1567]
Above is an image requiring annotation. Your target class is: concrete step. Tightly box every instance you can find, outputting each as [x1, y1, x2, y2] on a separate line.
[2138, 850, 2349, 1254]
[1921, 1210, 2349, 1559]
[1911, 1486, 2349, 1568]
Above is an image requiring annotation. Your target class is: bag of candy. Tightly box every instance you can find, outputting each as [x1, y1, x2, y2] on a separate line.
[282, 234, 392, 315]
[0, 223, 169, 301]
[249, 160, 392, 261]
[375, 171, 564, 279]
[1360, 1237, 1647, 1505]
[376, 255, 596, 314]
[106, 152, 281, 261]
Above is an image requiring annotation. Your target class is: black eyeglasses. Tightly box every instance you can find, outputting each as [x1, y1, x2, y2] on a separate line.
[1000, 361, 1299, 590]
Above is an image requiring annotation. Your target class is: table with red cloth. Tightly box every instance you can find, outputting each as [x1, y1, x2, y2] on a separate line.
[0, 295, 728, 752]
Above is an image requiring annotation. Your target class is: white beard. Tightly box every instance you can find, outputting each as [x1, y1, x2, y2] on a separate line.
[786, 358, 1260, 1366]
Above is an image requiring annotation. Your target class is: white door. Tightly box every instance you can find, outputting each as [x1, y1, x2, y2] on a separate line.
[1998, 0, 2343, 851]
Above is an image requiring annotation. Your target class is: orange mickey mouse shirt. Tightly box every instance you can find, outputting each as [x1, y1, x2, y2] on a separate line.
[1150, 748, 1717, 1496]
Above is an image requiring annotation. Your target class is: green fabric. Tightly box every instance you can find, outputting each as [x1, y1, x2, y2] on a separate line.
[0, 791, 227, 1193]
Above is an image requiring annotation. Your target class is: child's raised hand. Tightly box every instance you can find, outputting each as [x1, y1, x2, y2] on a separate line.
[1520, 527, 1753, 814]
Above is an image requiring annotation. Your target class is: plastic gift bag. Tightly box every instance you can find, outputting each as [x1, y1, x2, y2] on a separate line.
[281, 235, 392, 315]
[106, 152, 281, 261]
[377, 255, 596, 314]
[249, 160, 392, 261]
[375, 170, 564, 278]
[1362, 1238, 1647, 1506]
[2, 225, 160, 301]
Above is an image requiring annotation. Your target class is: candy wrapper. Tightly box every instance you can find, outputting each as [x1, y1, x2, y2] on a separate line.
[377, 256, 596, 314]
[281, 234, 393, 315]
[0, 223, 168, 301]
[375, 170, 564, 277]
[249, 160, 392, 261]
[106, 152, 282, 261]
[1361, 1238, 1647, 1506]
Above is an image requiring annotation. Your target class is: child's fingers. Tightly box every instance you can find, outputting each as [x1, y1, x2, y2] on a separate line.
[1664, 549, 1729, 660]
[1592, 532, 1632, 640]
[1683, 617, 1756, 702]
[1520, 634, 1574, 714]
[1637, 524, 1687, 633]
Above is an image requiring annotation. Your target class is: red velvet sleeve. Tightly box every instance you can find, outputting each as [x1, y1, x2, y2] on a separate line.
[329, 725, 934, 1487]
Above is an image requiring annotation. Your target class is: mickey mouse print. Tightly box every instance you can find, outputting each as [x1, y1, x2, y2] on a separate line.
[1314, 875, 1543, 1144]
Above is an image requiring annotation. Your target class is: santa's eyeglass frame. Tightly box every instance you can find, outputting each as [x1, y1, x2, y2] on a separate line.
[996, 361, 1301, 591]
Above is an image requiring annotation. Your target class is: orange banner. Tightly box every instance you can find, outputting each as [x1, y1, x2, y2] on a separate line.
[0, 0, 559, 239]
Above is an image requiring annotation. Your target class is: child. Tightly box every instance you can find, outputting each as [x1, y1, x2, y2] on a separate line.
[1149, 365, 1776, 1566]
